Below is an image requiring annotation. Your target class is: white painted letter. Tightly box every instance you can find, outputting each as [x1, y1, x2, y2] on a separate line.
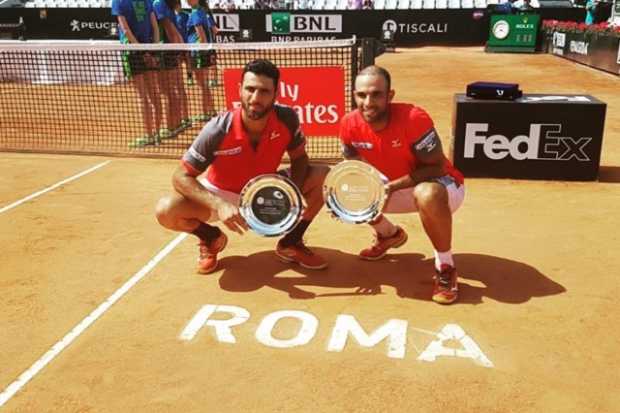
[484, 134, 510, 160]
[327, 315, 407, 359]
[463, 123, 488, 158]
[255, 310, 318, 348]
[179, 304, 250, 343]
[417, 324, 494, 368]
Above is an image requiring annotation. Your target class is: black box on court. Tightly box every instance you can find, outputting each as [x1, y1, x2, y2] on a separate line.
[466, 81, 522, 100]
[451, 93, 606, 181]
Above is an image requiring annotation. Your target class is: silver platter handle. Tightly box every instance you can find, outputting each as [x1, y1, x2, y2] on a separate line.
[239, 174, 305, 237]
[323, 160, 387, 224]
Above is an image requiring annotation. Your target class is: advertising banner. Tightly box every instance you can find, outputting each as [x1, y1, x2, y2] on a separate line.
[265, 12, 345, 41]
[376, 10, 489, 45]
[223, 66, 345, 136]
[550, 30, 620, 76]
[452, 93, 606, 181]
[37, 9, 116, 39]
[0, 8, 585, 45]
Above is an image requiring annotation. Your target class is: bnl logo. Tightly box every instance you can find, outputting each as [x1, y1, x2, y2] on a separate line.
[464, 123, 592, 161]
[270, 12, 342, 34]
[212, 14, 239, 32]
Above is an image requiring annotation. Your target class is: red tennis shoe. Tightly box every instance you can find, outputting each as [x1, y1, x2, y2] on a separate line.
[197, 231, 228, 274]
[276, 240, 328, 270]
[359, 226, 408, 260]
[432, 264, 459, 305]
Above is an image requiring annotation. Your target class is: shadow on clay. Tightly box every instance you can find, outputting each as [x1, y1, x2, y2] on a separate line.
[598, 165, 620, 184]
[215, 248, 566, 305]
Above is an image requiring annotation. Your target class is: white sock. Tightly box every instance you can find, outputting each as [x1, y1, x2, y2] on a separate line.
[434, 250, 454, 271]
[370, 215, 398, 238]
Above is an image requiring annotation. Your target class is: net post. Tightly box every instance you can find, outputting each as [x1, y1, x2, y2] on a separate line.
[350, 38, 359, 111]
[359, 37, 386, 69]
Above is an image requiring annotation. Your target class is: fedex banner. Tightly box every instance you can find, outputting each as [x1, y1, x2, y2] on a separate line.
[452, 93, 606, 181]
[223, 66, 345, 136]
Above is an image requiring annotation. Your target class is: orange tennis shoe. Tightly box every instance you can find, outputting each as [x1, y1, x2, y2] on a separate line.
[275, 240, 328, 270]
[197, 231, 228, 274]
[432, 264, 459, 305]
[359, 226, 408, 260]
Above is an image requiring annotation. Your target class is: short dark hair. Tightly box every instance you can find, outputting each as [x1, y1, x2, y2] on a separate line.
[242, 59, 280, 90]
[357, 65, 391, 91]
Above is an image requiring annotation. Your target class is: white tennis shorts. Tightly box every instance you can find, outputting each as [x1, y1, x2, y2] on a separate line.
[383, 175, 465, 214]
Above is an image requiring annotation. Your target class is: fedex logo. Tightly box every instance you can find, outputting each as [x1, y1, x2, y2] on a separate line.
[464, 123, 591, 161]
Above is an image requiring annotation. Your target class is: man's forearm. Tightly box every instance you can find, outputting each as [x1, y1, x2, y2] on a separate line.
[386, 174, 414, 193]
[386, 165, 446, 193]
[410, 164, 446, 186]
[173, 171, 225, 210]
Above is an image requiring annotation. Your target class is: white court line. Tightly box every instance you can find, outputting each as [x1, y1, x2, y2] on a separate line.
[0, 160, 111, 215]
[0, 232, 188, 408]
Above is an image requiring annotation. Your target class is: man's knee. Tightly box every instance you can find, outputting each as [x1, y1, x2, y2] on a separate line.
[155, 195, 175, 228]
[413, 182, 448, 210]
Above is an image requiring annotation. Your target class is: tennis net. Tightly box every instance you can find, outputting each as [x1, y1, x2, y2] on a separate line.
[0, 37, 365, 160]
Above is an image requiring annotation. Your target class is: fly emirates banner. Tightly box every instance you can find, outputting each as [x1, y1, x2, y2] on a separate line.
[223, 66, 345, 136]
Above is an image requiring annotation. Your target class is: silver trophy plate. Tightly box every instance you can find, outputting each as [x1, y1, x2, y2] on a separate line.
[323, 160, 387, 224]
[239, 174, 304, 237]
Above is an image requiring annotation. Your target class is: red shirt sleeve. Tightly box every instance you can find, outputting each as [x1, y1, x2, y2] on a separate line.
[407, 106, 435, 144]
[181, 159, 202, 177]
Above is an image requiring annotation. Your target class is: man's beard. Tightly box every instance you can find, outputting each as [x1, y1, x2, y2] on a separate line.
[242, 100, 274, 120]
[361, 106, 387, 124]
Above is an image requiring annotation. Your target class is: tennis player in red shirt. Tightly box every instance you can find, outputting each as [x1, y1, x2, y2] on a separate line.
[155, 59, 328, 274]
[339, 65, 465, 304]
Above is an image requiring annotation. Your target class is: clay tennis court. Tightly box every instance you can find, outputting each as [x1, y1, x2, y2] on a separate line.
[1, 47, 619, 412]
